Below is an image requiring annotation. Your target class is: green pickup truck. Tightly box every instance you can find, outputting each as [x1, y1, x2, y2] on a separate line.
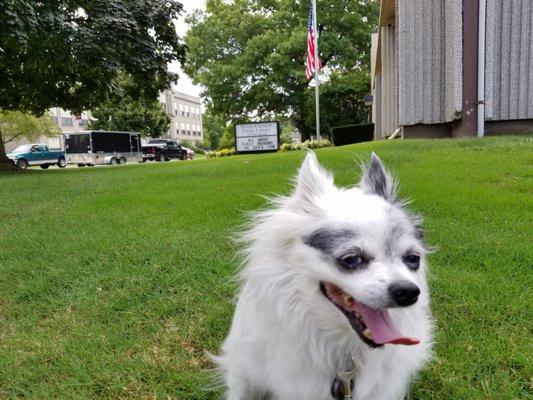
[7, 144, 67, 170]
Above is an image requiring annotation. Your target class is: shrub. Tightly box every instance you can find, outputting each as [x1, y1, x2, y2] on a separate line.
[279, 143, 293, 152]
[206, 148, 237, 158]
[278, 139, 331, 152]
[330, 123, 374, 146]
[302, 138, 332, 150]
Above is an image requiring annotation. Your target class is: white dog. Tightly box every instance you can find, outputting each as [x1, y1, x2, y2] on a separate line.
[216, 152, 433, 400]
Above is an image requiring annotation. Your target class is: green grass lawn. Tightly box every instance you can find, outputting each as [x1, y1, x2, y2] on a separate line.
[0, 137, 531, 399]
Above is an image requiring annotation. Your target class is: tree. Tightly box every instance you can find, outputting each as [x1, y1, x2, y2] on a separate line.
[305, 69, 372, 136]
[0, 111, 61, 162]
[218, 128, 236, 150]
[202, 107, 227, 150]
[0, 0, 186, 168]
[89, 99, 171, 139]
[184, 0, 378, 141]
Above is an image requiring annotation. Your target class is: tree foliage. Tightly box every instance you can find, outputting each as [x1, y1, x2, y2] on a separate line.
[305, 69, 372, 133]
[184, 0, 378, 140]
[89, 100, 170, 138]
[89, 75, 171, 139]
[0, 111, 60, 169]
[201, 108, 227, 150]
[0, 0, 186, 167]
[0, 0, 186, 115]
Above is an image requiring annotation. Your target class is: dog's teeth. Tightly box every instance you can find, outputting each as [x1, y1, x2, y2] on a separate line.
[363, 329, 372, 340]
[343, 293, 354, 304]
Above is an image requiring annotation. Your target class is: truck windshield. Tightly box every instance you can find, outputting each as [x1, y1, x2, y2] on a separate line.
[11, 145, 32, 153]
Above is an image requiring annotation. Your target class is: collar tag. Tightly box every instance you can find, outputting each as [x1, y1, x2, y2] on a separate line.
[331, 376, 354, 400]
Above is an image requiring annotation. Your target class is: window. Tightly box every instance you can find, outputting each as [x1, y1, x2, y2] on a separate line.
[182, 130, 186, 135]
[51, 116, 59, 125]
[62, 117, 73, 126]
[78, 119, 88, 127]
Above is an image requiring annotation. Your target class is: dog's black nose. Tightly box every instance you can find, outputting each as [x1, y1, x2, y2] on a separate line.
[388, 281, 420, 307]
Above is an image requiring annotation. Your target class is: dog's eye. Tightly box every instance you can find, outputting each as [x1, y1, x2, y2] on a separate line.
[403, 254, 420, 271]
[340, 255, 365, 271]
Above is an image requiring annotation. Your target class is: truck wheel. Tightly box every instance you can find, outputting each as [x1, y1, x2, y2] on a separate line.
[58, 157, 67, 168]
[17, 159, 28, 170]
[40, 164, 50, 169]
[77, 163, 86, 167]
[157, 152, 166, 162]
[119, 157, 127, 164]
[110, 157, 119, 165]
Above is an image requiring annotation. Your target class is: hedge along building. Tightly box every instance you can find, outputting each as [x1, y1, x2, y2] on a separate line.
[371, 0, 533, 139]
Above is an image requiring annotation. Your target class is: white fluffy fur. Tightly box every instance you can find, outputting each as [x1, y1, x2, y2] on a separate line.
[216, 152, 433, 400]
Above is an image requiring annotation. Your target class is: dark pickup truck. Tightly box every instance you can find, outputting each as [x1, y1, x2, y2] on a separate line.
[142, 139, 188, 162]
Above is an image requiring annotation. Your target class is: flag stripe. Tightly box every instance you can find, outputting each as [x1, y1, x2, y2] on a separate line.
[305, 2, 319, 80]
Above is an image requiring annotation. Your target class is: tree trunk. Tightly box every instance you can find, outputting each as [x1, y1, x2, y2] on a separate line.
[0, 133, 17, 171]
[293, 116, 311, 142]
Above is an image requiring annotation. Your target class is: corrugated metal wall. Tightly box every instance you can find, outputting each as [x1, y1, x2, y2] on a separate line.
[397, 0, 462, 125]
[378, 25, 398, 138]
[374, 75, 382, 139]
[485, 0, 533, 121]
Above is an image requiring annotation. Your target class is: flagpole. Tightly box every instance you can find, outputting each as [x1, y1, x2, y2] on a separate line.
[312, 0, 320, 140]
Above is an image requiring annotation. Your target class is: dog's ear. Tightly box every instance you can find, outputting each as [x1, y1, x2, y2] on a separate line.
[292, 151, 333, 212]
[358, 153, 397, 202]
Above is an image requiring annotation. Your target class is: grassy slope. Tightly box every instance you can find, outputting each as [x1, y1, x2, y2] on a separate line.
[0, 137, 531, 399]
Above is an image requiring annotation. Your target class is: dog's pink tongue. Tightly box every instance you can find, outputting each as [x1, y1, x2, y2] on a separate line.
[357, 304, 419, 345]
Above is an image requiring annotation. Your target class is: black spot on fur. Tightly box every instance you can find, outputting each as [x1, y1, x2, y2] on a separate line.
[359, 153, 397, 202]
[304, 228, 356, 255]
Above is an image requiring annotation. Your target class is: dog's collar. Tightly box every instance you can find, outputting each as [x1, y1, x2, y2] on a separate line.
[331, 360, 357, 400]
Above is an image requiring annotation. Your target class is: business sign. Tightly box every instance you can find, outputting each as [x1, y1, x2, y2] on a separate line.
[235, 122, 280, 153]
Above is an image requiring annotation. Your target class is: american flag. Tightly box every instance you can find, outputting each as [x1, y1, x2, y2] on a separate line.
[305, 2, 320, 80]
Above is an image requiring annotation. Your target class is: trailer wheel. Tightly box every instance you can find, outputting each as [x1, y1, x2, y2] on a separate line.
[17, 159, 28, 170]
[40, 164, 50, 169]
[110, 157, 119, 165]
[119, 157, 127, 164]
[58, 157, 67, 168]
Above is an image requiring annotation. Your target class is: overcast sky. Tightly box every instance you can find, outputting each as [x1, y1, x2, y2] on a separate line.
[168, 0, 207, 99]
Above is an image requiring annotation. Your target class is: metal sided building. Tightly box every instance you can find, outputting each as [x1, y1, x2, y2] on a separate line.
[371, 0, 533, 139]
